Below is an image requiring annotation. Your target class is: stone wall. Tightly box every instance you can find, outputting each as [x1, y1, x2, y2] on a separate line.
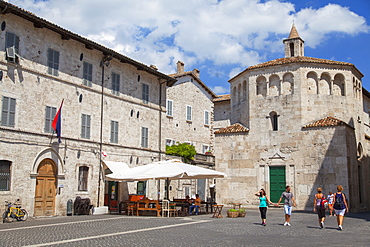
[0, 12, 169, 215]
[165, 75, 214, 153]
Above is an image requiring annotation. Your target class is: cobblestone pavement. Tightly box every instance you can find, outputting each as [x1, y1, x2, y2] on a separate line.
[1, 208, 369, 247]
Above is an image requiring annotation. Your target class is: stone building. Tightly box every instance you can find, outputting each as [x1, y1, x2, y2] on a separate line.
[214, 25, 370, 212]
[0, 1, 176, 216]
[164, 61, 217, 200]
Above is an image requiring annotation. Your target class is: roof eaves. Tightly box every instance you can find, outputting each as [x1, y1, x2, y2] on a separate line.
[170, 72, 217, 98]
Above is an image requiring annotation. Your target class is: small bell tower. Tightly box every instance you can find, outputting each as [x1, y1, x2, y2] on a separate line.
[283, 24, 304, 57]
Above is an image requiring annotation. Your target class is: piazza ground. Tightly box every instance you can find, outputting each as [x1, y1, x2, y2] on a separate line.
[0, 208, 369, 247]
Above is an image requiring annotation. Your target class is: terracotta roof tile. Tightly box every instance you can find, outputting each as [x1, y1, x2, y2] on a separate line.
[213, 94, 230, 102]
[229, 56, 363, 82]
[214, 123, 249, 134]
[247, 56, 353, 71]
[302, 117, 351, 129]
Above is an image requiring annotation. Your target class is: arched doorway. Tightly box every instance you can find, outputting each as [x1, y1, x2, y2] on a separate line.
[34, 159, 56, 216]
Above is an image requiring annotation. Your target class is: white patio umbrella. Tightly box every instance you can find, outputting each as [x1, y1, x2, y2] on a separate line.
[106, 159, 226, 181]
[106, 159, 226, 200]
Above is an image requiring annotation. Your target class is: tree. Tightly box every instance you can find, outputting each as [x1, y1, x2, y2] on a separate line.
[165, 143, 196, 163]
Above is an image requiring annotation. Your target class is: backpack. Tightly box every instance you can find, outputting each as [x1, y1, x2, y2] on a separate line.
[320, 197, 328, 209]
[334, 193, 345, 209]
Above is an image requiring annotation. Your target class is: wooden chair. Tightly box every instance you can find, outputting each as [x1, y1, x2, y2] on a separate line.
[126, 202, 136, 216]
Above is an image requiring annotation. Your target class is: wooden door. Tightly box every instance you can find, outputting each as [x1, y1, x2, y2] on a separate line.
[269, 166, 286, 203]
[34, 159, 56, 216]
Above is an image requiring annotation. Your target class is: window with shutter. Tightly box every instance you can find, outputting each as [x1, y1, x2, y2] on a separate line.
[141, 127, 148, 148]
[112, 73, 120, 95]
[110, 120, 119, 143]
[83, 62, 93, 87]
[0, 160, 11, 191]
[47, 48, 59, 76]
[204, 111, 210, 125]
[81, 114, 91, 139]
[186, 106, 192, 121]
[142, 83, 149, 104]
[166, 100, 173, 117]
[1, 96, 16, 127]
[44, 106, 57, 133]
[5, 32, 20, 63]
[78, 166, 89, 191]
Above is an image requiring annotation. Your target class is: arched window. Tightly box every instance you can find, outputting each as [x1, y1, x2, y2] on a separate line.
[290, 43, 294, 57]
[269, 111, 278, 131]
[0, 160, 11, 191]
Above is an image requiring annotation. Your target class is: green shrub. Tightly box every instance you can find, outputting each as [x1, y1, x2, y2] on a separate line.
[228, 209, 238, 212]
[238, 208, 246, 213]
[166, 143, 196, 163]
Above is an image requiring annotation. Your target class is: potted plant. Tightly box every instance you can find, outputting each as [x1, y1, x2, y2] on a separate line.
[238, 208, 246, 217]
[227, 209, 239, 218]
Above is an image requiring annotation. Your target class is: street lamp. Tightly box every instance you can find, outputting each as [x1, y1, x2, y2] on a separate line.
[97, 55, 112, 207]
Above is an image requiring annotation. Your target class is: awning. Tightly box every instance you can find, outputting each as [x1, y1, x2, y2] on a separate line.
[103, 161, 130, 177]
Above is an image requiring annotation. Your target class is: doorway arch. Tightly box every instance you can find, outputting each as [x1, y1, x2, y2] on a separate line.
[34, 159, 57, 216]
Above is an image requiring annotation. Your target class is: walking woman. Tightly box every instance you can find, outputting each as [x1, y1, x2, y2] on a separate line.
[333, 185, 349, 231]
[254, 189, 273, 226]
[313, 188, 326, 229]
[327, 191, 334, 217]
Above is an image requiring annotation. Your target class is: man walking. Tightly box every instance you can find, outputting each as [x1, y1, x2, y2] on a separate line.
[275, 185, 296, 226]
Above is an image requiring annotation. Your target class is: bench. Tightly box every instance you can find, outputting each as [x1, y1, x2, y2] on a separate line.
[136, 199, 161, 217]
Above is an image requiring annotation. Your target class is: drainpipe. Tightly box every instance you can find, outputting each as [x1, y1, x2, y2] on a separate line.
[158, 79, 168, 201]
[97, 56, 112, 207]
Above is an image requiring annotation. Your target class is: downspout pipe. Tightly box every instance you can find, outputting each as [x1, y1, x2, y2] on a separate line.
[158, 78, 168, 201]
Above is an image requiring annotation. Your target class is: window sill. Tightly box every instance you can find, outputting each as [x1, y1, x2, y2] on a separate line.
[204, 124, 210, 127]
[186, 120, 192, 123]
[166, 115, 173, 118]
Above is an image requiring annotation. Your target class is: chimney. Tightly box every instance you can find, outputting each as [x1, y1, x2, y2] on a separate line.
[176, 61, 185, 74]
[192, 68, 200, 78]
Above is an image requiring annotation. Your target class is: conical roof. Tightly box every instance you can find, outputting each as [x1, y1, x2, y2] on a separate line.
[288, 24, 300, 39]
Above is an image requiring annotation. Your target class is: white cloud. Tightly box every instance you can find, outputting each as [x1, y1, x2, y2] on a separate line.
[229, 67, 244, 79]
[213, 86, 230, 95]
[9, 0, 369, 73]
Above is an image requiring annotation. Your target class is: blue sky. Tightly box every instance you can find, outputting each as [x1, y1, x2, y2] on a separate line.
[10, 0, 370, 94]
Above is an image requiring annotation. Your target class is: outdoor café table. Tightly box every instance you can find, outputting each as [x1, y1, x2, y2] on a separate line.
[174, 202, 189, 216]
[212, 205, 223, 218]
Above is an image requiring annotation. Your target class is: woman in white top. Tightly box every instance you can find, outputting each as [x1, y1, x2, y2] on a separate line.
[327, 191, 334, 217]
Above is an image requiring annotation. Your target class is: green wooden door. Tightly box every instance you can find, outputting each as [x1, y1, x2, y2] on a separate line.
[269, 166, 286, 203]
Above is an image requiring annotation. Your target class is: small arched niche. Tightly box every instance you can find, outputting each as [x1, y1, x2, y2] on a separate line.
[256, 76, 267, 97]
[282, 73, 294, 95]
[306, 71, 318, 95]
[319, 73, 331, 95]
[333, 74, 345, 96]
[269, 74, 280, 96]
